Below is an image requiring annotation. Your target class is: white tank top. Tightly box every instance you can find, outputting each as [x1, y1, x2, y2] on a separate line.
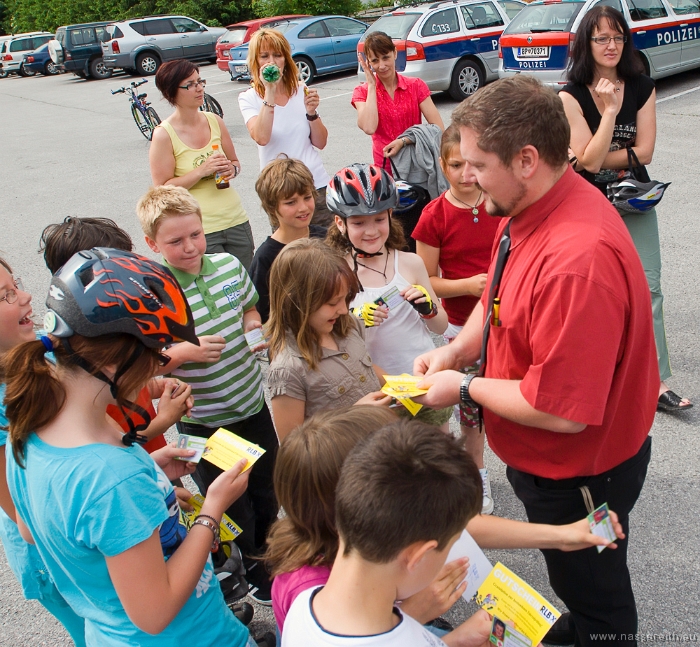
[350, 251, 435, 375]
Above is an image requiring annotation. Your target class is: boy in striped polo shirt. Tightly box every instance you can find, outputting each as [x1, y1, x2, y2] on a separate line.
[137, 185, 278, 604]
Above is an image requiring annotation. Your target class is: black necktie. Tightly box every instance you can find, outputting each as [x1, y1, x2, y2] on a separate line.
[479, 220, 512, 377]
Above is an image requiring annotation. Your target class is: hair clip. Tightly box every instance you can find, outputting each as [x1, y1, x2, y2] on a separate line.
[40, 335, 54, 352]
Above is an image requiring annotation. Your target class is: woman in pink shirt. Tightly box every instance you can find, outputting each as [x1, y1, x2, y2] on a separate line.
[353, 31, 444, 170]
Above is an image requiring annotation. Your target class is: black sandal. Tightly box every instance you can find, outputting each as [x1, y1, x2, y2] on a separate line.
[657, 390, 693, 412]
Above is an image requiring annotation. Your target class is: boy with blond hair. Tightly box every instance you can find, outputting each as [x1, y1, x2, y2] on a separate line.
[137, 185, 278, 604]
[283, 419, 493, 646]
[250, 157, 326, 323]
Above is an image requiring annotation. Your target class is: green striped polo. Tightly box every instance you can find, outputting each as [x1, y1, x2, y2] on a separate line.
[164, 253, 264, 426]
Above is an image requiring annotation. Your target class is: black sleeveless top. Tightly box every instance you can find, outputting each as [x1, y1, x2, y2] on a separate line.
[561, 74, 655, 194]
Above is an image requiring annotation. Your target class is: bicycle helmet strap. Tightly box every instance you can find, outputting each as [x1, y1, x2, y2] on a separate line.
[61, 339, 150, 446]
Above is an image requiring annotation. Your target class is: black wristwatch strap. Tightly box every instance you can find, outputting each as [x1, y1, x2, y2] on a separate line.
[460, 374, 478, 409]
[306, 111, 319, 121]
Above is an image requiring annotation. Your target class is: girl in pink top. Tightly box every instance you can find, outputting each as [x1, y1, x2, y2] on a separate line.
[353, 31, 444, 170]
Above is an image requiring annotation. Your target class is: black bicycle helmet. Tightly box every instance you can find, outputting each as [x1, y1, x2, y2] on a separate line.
[326, 163, 398, 219]
[43, 248, 199, 446]
[394, 180, 422, 215]
[44, 247, 198, 347]
[607, 179, 670, 214]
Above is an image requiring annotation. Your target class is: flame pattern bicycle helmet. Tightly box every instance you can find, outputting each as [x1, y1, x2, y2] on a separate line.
[326, 163, 398, 218]
[44, 248, 198, 348]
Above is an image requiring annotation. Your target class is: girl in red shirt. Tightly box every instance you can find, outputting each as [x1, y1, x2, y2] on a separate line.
[413, 125, 500, 514]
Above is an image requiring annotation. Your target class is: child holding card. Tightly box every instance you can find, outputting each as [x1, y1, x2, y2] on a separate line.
[137, 185, 278, 604]
[266, 238, 391, 440]
[250, 157, 327, 324]
[325, 163, 452, 428]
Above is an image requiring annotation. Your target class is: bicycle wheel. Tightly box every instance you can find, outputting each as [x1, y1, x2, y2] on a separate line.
[131, 103, 152, 140]
[200, 93, 224, 117]
[147, 106, 161, 128]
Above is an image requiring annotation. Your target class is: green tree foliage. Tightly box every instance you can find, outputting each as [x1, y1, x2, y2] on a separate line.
[3, 0, 254, 34]
[252, 0, 361, 19]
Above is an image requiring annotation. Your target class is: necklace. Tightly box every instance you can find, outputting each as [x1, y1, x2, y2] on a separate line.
[355, 249, 390, 284]
[450, 189, 483, 222]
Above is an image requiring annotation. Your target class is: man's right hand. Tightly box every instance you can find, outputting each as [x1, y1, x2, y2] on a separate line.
[187, 335, 226, 363]
[413, 343, 462, 377]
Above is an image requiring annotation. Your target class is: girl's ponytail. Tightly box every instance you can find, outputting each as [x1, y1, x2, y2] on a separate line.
[3, 339, 66, 467]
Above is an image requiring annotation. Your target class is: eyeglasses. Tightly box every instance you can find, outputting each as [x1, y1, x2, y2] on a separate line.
[591, 35, 627, 45]
[179, 79, 207, 91]
[0, 277, 24, 305]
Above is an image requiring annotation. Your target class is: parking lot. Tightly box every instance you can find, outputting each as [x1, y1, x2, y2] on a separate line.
[1, 62, 699, 645]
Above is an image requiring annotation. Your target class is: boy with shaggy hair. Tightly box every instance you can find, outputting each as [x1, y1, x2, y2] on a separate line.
[283, 419, 493, 646]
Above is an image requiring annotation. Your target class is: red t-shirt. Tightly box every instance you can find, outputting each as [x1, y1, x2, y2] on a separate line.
[481, 167, 658, 478]
[351, 73, 430, 168]
[412, 193, 501, 326]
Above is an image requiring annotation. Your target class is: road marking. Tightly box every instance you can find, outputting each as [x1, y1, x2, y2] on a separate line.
[657, 84, 700, 103]
[210, 87, 249, 96]
[319, 91, 353, 101]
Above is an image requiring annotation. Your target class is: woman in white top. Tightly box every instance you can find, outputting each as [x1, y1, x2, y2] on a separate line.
[238, 29, 333, 229]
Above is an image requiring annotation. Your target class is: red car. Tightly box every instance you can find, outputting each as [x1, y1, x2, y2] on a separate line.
[215, 15, 309, 71]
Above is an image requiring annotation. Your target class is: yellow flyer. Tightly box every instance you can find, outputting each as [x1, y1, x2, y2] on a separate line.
[475, 562, 560, 646]
[180, 493, 243, 542]
[381, 374, 428, 416]
[202, 428, 265, 473]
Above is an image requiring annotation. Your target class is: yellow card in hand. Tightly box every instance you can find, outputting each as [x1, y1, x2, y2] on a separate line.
[381, 374, 428, 416]
[202, 428, 265, 473]
[180, 493, 243, 541]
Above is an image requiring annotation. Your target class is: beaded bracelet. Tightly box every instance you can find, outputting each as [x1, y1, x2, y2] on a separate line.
[262, 100, 275, 109]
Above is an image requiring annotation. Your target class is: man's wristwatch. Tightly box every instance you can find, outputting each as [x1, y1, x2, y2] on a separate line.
[460, 374, 479, 409]
[306, 111, 320, 121]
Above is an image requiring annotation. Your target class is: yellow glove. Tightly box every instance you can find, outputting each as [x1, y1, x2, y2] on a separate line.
[351, 302, 381, 327]
[409, 285, 437, 318]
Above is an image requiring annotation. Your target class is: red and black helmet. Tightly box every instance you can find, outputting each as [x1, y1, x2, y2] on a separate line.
[326, 163, 398, 219]
[44, 248, 199, 348]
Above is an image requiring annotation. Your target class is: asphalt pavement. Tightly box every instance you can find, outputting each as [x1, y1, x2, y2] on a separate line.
[0, 62, 699, 645]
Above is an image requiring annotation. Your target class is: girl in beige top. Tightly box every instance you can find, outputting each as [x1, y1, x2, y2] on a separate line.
[266, 239, 391, 440]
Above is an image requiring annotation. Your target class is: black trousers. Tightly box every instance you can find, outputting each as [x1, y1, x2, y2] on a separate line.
[507, 436, 652, 647]
[177, 403, 279, 560]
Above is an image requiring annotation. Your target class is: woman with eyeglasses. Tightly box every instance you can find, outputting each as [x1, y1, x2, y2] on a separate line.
[151, 60, 254, 270]
[560, 5, 691, 413]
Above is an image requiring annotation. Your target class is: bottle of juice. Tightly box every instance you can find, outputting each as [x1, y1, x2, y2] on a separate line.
[212, 143, 229, 190]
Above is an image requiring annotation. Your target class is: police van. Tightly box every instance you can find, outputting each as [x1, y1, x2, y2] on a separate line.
[499, 0, 700, 87]
[357, 0, 526, 99]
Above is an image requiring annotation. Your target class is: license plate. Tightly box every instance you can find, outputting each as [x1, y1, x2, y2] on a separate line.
[516, 46, 550, 58]
[234, 65, 248, 73]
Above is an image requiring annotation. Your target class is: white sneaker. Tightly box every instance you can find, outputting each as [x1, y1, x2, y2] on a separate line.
[479, 468, 494, 515]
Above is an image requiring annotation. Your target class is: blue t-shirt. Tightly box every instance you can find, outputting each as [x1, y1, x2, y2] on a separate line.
[6, 433, 249, 647]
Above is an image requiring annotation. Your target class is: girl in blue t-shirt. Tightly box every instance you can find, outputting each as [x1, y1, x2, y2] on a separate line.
[3, 249, 255, 647]
[0, 256, 86, 646]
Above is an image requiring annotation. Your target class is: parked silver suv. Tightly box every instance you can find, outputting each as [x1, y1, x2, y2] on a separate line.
[0, 32, 53, 76]
[101, 16, 226, 75]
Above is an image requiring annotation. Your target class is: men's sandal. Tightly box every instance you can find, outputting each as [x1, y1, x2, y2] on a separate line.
[657, 390, 693, 412]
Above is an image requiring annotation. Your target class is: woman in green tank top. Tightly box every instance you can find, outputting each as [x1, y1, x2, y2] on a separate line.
[150, 59, 254, 270]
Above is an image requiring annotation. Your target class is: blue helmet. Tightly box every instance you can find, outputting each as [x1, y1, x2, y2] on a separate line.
[607, 179, 670, 214]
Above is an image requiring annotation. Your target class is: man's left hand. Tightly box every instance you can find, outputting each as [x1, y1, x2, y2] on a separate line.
[415, 370, 464, 409]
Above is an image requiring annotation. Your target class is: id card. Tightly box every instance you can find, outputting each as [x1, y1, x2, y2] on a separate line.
[489, 617, 531, 647]
[244, 327, 265, 350]
[203, 428, 265, 473]
[175, 434, 207, 463]
[374, 286, 403, 310]
[587, 502, 617, 552]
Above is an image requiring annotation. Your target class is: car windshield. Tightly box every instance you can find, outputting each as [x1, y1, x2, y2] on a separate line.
[269, 20, 296, 34]
[56, 28, 66, 47]
[365, 13, 421, 39]
[220, 27, 248, 44]
[505, 2, 584, 33]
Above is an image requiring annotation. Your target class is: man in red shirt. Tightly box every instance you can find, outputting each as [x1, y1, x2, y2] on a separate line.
[414, 76, 658, 646]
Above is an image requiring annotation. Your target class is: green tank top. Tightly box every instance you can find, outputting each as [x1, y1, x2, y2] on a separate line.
[158, 112, 248, 234]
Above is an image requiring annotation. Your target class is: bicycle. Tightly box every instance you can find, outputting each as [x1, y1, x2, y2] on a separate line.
[200, 92, 223, 117]
[111, 79, 161, 141]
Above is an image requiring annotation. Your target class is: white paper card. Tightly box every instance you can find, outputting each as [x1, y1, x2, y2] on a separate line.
[446, 529, 493, 601]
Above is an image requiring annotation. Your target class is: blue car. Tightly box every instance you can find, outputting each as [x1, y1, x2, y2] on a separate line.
[22, 42, 61, 75]
[228, 15, 368, 84]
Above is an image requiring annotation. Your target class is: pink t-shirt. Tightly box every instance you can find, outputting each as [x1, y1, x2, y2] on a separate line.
[272, 564, 331, 632]
[352, 74, 430, 169]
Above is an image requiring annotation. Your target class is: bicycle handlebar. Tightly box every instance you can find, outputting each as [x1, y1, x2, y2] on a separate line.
[111, 79, 148, 95]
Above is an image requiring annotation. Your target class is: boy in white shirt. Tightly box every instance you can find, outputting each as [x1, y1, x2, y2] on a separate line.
[282, 419, 493, 647]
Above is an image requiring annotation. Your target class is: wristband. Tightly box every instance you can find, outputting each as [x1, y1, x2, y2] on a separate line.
[193, 516, 220, 551]
[306, 111, 320, 121]
[460, 374, 478, 409]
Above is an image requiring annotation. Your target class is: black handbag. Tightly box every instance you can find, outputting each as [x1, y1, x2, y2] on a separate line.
[383, 156, 431, 253]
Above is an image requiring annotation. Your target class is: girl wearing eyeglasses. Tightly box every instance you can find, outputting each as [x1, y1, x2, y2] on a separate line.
[150, 60, 254, 270]
[560, 6, 691, 413]
[0, 259, 87, 646]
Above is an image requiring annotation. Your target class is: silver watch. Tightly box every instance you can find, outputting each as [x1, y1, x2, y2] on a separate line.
[460, 374, 478, 408]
